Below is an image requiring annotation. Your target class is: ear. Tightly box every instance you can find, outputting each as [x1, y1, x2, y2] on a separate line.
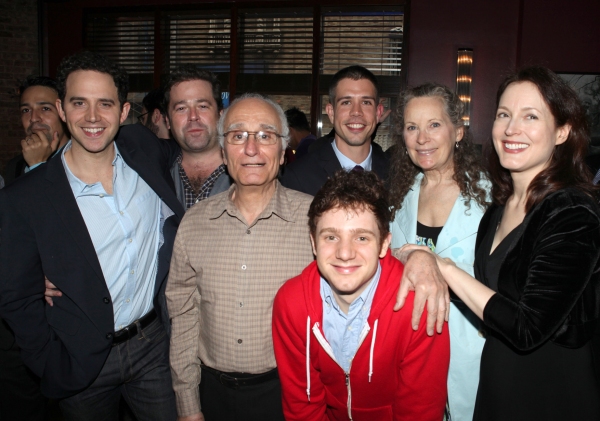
[119, 102, 131, 124]
[326, 102, 335, 125]
[376, 102, 384, 123]
[152, 108, 162, 124]
[279, 145, 285, 165]
[455, 126, 465, 143]
[555, 124, 571, 146]
[165, 115, 171, 130]
[379, 232, 392, 258]
[222, 146, 228, 166]
[310, 233, 317, 257]
[56, 98, 67, 123]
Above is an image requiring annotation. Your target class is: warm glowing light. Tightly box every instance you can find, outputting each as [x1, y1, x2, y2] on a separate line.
[456, 48, 473, 127]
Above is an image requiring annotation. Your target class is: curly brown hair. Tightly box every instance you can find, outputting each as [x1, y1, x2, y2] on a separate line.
[309, 170, 390, 245]
[388, 83, 490, 218]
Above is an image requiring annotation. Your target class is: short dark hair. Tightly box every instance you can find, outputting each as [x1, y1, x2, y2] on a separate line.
[328, 65, 379, 104]
[488, 65, 596, 211]
[18, 76, 59, 100]
[56, 51, 129, 107]
[142, 88, 166, 116]
[285, 107, 311, 132]
[308, 170, 390, 244]
[162, 65, 222, 112]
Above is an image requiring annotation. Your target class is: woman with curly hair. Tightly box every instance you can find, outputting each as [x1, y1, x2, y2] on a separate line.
[402, 66, 600, 420]
[388, 83, 490, 421]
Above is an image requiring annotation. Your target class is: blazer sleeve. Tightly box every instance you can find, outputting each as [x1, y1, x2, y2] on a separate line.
[483, 200, 600, 350]
[272, 283, 329, 421]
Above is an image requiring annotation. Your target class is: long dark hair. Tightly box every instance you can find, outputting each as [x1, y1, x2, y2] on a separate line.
[488, 66, 595, 211]
[389, 83, 489, 216]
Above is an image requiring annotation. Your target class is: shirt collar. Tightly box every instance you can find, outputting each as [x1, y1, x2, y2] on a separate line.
[320, 262, 382, 317]
[209, 180, 297, 224]
[332, 139, 372, 171]
[61, 140, 121, 196]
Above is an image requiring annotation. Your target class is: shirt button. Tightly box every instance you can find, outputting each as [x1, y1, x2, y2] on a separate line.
[120, 211, 124, 215]
[237, 339, 243, 344]
[125, 299, 130, 303]
[241, 265, 247, 270]
[246, 229, 251, 234]
[106, 333, 113, 340]
[130, 270, 135, 274]
[239, 302, 244, 307]
[128, 238, 132, 243]
[103, 297, 110, 304]
[99, 194, 104, 198]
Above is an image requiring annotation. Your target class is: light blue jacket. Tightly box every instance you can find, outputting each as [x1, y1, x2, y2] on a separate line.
[390, 172, 490, 421]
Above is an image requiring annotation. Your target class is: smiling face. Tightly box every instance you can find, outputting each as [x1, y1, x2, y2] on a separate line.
[57, 70, 129, 157]
[311, 206, 391, 310]
[20, 85, 66, 143]
[326, 78, 383, 156]
[222, 98, 285, 189]
[166, 79, 220, 154]
[403, 96, 463, 174]
[492, 81, 570, 184]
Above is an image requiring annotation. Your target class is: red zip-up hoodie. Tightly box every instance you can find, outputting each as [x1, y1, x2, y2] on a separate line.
[273, 251, 449, 421]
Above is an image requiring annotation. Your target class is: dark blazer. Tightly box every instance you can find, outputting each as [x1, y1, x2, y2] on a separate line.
[0, 124, 185, 399]
[280, 139, 389, 196]
[474, 188, 600, 350]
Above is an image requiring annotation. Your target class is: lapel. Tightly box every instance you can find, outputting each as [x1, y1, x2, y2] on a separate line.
[44, 156, 105, 283]
[395, 174, 420, 245]
[116, 136, 184, 220]
[371, 142, 389, 180]
[317, 141, 343, 178]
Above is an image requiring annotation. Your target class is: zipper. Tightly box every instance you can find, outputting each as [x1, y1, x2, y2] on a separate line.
[312, 322, 371, 420]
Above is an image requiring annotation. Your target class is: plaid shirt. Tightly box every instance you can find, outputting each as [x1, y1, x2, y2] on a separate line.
[176, 153, 226, 210]
[166, 182, 314, 416]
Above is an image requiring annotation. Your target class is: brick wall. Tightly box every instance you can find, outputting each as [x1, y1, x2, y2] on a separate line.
[0, 0, 39, 176]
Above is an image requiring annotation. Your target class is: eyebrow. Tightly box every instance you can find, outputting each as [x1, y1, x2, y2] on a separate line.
[336, 95, 376, 104]
[319, 227, 377, 236]
[20, 101, 56, 108]
[226, 122, 280, 132]
[172, 98, 212, 108]
[69, 97, 116, 104]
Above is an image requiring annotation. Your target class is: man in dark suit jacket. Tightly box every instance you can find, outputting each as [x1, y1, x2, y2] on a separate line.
[281, 66, 388, 196]
[0, 52, 184, 420]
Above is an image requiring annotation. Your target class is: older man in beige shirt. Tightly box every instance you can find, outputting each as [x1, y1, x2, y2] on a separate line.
[167, 93, 313, 421]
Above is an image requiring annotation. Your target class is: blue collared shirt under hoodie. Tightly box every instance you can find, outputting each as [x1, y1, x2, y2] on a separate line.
[61, 141, 160, 330]
[320, 263, 381, 372]
[332, 139, 373, 171]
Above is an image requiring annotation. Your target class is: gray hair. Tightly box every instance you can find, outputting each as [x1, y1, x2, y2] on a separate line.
[218, 93, 290, 149]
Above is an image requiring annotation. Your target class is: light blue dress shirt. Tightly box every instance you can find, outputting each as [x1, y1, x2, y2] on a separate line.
[332, 139, 372, 171]
[320, 264, 381, 372]
[62, 141, 161, 330]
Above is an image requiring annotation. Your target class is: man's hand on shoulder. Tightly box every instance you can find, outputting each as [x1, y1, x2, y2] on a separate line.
[393, 246, 450, 336]
[178, 413, 205, 421]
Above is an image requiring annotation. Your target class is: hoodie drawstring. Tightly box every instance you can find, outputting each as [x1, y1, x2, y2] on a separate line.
[306, 315, 311, 401]
[368, 319, 378, 382]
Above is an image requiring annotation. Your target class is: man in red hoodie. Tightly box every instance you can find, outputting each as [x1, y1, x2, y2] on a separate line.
[273, 170, 450, 421]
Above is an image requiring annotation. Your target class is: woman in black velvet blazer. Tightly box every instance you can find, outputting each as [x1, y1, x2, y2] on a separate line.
[402, 66, 600, 420]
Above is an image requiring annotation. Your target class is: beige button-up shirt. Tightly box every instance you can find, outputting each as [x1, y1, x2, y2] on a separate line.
[167, 181, 314, 416]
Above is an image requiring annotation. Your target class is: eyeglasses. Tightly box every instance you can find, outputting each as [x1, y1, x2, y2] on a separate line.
[137, 112, 150, 124]
[223, 130, 282, 145]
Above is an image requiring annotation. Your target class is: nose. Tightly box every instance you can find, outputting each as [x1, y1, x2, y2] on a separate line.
[30, 108, 42, 123]
[243, 135, 259, 156]
[416, 129, 428, 145]
[189, 107, 199, 121]
[86, 106, 98, 123]
[350, 101, 362, 116]
[335, 237, 355, 261]
[505, 117, 520, 136]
